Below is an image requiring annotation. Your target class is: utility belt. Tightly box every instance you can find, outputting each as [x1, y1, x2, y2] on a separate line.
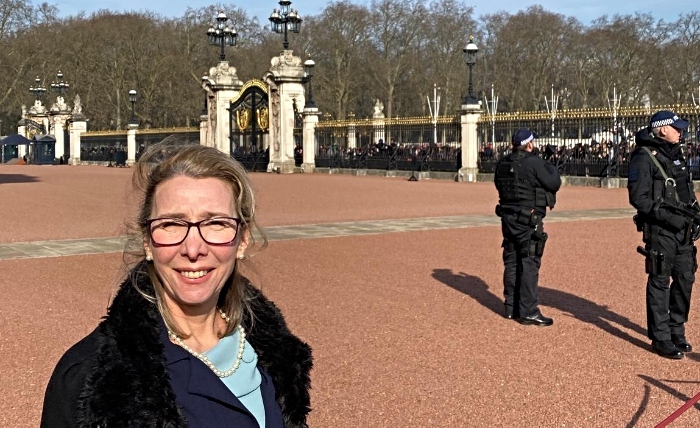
[633, 214, 698, 275]
[496, 204, 548, 256]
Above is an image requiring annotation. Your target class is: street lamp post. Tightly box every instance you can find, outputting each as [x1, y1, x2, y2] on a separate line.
[207, 11, 238, 61]
[29, 77, 47, 101]
[201, 75, 209, 116]
[303, 56, 316, 109]
[50, 71, 70, 101]
[269, 0, 302, 50]
[462, 36, 479, 106]
[129, 89, 137, 125]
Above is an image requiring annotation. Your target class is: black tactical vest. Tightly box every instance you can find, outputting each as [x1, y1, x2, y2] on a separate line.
[651, 149, 693, 204]
[494, 151, 537, 205]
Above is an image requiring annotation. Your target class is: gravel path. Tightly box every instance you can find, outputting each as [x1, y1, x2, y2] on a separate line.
[1, 165, 698, 427]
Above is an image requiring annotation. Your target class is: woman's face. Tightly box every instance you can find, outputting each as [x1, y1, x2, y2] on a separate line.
[145, 175, 247, 314]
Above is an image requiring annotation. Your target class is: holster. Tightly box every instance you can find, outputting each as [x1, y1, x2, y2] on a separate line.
[645, 248, 665, 275]
[633, 214, 654, 245]
[534, 232, 548, 256]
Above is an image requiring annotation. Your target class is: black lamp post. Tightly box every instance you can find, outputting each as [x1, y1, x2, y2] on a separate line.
[304, 56, 316, 109]
[207, 11, 238, 61]
[269, 0, 302, 50]
[463, 35, 479, 106]
[201, 75, 209, 116]
[128, 89, 137, 125]
[50, 71, 70, 99]
[29, 77, 47, 101]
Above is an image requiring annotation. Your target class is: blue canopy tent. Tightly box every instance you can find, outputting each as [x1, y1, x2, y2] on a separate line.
[0, 134, 31, 163]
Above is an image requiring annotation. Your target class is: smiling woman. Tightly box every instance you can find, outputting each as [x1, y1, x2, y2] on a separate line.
[40, 140, 313, 428]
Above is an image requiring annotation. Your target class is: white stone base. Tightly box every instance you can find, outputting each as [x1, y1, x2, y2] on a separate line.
[457, 167, 479, 182]
[267, 161, 296, 174]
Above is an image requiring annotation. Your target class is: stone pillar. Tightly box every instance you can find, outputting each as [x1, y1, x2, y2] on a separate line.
[17, 122, 27, 159]
[302, 107, 319, 173]
[265, 50, 306, 174]
[458, 103, 482, 182]
[51, 114, 70, 161]
[50, 95, 71, 162]
[68, 119, 87, 165]
[372, 99, 386, 145]
[127, 123, 138, 165]
[202, 62, 242, 154]
[200, 109, 209, 147]
[347, 114, 357, 150]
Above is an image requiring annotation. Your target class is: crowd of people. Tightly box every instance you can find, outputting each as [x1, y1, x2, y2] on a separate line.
[317, 139, 461, 166]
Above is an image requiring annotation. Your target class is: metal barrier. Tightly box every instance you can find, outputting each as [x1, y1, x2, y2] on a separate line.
[315, 116, 461, 172]
[478, 106, 700, 178]
[81, 129, 199, 163]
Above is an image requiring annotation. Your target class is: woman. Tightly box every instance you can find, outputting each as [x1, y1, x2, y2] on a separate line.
[41, 142, 312, 427]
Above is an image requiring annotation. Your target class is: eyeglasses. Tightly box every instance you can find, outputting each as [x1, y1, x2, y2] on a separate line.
[145, 217, 242, 247]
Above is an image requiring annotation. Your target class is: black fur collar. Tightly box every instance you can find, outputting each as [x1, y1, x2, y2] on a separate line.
[77, 263, 312, 428]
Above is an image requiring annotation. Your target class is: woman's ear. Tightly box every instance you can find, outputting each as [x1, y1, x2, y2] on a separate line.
[144, 238, 153, 261]
[237, 229, 250, 259]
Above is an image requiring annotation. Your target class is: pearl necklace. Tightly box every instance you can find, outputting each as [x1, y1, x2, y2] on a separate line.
[168, 309, 246, 378]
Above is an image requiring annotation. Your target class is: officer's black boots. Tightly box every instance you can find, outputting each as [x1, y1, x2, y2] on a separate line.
[671, 335, 693, 353]
[516, 312, 553, 327]
[652, 340, 684, 359]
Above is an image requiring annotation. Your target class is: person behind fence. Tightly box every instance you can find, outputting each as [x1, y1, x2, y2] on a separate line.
[628, 110, 697, 360]
[494, 128, 561, 326]
[41, 141, 313, 427]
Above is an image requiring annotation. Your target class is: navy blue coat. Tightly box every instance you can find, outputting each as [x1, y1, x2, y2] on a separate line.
[40, 264, 312, 428]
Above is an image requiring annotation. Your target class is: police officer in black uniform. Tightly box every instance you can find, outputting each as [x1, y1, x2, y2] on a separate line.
[628, 110, 697, 359]
[494, 128, 561, 326]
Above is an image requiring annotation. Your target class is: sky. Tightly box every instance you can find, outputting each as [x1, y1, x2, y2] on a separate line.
[55, 0, 698, 26]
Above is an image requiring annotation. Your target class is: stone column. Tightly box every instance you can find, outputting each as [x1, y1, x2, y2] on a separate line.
[199, 108, 209, 147]
[302, 106, 319, 173]
[17, 122, 27, 159]
[347, 114, 357, 150]
[265, 50, 306, 174]
[127, 123, 138, 165]
[68, 119, 87, 165]
[51, 114, 70, 161]
[458, 103, 482, 182]
[202, 62, 242, 154]
[372, 99, 386, 146]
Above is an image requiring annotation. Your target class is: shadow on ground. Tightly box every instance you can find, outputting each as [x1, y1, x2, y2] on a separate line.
[432, 268, 649, 352]
[629, 375, 700, 426]
[0, 174, 40, 184]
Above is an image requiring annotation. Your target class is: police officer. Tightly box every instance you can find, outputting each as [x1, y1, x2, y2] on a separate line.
[494, 128, 561, 326]
[628, 110, 696, 359]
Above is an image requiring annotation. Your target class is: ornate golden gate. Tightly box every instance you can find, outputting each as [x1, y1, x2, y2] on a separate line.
[229, 79, 269, 171]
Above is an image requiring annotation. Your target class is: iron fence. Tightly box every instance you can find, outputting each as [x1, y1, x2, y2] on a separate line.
[81, 129, 199, 162]
[478, 106, 700, 178]
[315, 116, 461, 172]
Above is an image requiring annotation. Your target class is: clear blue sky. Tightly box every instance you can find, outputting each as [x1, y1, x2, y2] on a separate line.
[56, 0, 695, 25]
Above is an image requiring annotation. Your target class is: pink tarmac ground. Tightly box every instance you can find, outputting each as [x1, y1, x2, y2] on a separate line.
[1, 165, 699, 427]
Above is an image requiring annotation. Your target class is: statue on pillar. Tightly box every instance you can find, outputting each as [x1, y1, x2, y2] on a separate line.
[72, 95, 82, 115]
[51, 96, 69, 113]
[29, 99, 46, 115]
[373, 99, 385, 119]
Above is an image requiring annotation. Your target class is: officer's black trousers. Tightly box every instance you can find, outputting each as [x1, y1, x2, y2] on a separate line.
[501, 213, 543, 319]
[646, 231, 695, 342]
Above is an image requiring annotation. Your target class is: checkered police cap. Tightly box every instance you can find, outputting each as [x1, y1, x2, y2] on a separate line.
[512, 128, 535, 146]
[649, 110, 689, 130]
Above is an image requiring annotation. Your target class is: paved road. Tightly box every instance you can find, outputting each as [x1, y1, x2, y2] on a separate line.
[0, 208, 634, 260]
